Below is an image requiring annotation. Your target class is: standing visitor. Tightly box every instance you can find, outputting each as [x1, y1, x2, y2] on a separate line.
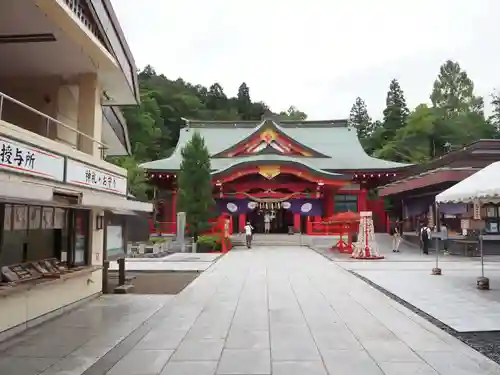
[245, 221, 254, 249]
[441, 223, 449, 255]
[420, 223, 431, 255]
[391, 222, 401, 252]
[264, 212, 271, 234]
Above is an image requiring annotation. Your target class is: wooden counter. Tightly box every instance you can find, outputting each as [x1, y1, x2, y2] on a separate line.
[0, 266, 102, 297]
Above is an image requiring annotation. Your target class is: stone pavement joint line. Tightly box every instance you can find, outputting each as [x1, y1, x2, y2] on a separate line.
[1, 246, 500, 375]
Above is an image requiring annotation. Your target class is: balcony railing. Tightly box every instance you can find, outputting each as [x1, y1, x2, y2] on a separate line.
[0, 91, 107, 159]
[63, 0, 106, 46]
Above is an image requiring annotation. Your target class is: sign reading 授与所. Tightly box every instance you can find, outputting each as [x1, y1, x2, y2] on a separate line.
[0, 136, 64, 181]
[65, 159, 127, 196]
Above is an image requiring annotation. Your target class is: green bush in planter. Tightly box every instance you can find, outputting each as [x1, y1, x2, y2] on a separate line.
[197, 235, 219, 253]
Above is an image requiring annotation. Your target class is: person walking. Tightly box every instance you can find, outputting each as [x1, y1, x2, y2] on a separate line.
[264, 212, 271, 234]
[391, 222, 401, 252]
[441, 223, 450, 255]
[244, 221, 254, 249]
[420, 223, 431, 255]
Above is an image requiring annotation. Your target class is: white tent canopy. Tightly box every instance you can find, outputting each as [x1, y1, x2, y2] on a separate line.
[436, 161, 500, 204]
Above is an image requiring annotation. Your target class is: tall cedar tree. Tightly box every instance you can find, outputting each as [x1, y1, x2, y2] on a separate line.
[382, 79, 409, 142]
[177, 132, 215, 241]
[429, 60, 493, 153]
[430, 60, 483, 117]
[491, 92, 500, 136]
[236, 82, 252, 119]
[349, 97, 372, 140]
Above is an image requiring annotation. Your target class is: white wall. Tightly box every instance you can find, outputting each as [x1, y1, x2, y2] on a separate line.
[0, 270, 102, 333]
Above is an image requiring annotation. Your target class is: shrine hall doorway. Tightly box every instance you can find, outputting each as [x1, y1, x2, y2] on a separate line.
[247, 208, 293, 234]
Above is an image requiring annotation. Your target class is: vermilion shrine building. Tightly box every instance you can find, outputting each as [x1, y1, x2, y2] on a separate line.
[141, 115, 409, 234]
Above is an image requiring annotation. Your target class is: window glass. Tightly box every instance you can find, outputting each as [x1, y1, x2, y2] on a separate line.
[486, 219, 499, 233]
[486, 206, 497, 218]
[0, 204, 71, 268]
[73, 210, 89, 266]
[484, 205, 500, 234]
[335, 195, 358, 213]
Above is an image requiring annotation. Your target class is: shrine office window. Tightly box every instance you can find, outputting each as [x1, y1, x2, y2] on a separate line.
[335, 195, 358, 213]
[484, 205, 500, 233]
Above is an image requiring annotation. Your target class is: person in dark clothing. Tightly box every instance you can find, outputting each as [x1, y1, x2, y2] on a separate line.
[420, 224, 431, 254]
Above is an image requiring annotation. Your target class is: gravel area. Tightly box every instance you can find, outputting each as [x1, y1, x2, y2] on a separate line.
[108, 271, 200, 294]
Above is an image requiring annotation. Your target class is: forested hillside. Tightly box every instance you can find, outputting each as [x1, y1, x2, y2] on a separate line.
[111, 61, 500, 199]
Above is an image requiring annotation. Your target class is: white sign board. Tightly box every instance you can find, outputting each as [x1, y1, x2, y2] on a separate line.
[473, 201, 481, 220]
[0, 136, 64, 181]
[65, 159, 127, 196]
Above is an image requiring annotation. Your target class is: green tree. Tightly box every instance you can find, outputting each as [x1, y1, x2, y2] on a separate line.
[429, 60, 494, 150]
[490, 91, 500, 136]
[381, 79, 410, 143]
[177, 132, 215, 241]
[122, 91, 167, 162]
[375, 104, 438, 162]
[430, 60, 484, 117]
[236, 82, 252, 119]
[206, 83, 227, 111]
[107, 156, 149, 200]
[279, 106, 307, 120]
[349, 97, 372, 140]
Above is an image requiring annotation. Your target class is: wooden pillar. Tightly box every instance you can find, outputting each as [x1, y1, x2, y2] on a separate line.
[239, 213, 246, 234]
[293, 213, 301, 232]
[358, 188, 368, 212]
[324, 188, 334, 217]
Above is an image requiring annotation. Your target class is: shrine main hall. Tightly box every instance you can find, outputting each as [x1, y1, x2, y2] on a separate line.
[141, 115, 409, 234]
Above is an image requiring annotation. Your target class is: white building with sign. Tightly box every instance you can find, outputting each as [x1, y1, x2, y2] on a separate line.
[0, 0, 152, 340]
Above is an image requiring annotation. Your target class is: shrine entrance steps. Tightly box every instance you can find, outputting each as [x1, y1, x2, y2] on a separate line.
[231, 233, 306, 247]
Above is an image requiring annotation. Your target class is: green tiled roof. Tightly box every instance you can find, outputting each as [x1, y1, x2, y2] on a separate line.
[140, 119, 410, 173]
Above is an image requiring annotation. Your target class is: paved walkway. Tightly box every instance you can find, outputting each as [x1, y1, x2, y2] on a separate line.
[2, 246, 500, 375]
[314, 234, 500, 332]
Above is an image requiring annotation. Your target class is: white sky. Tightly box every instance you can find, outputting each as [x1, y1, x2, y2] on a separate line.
[113, 0, 500, 120]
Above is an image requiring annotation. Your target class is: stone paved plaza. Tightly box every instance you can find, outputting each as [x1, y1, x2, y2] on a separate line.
[2, 246, 500, 374]
[315, 234, 500, 332]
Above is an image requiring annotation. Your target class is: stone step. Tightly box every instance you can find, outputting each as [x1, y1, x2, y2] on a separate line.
[231, 235, 305, 247]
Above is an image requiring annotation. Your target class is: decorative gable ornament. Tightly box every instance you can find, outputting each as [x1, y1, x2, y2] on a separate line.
[258, 165, 280, 179]
[214, 119, 322, 158]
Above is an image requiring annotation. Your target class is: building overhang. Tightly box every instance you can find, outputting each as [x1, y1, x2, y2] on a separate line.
[378, 168, 479, 197]
[102, 106, 131, 156]
[29, 0, 138, 105]
[211, 160, 352, 186]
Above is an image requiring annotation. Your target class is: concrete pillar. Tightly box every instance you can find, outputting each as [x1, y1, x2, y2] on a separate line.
[171, 190, 177, 233]
[77, 73, 102, 156]
[56, 84, 79, 147]
[90, 209, 104, 266]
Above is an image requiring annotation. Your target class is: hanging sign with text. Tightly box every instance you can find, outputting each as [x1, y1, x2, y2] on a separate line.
[0, 136, 64, 181]
[65, 159, 127, 196]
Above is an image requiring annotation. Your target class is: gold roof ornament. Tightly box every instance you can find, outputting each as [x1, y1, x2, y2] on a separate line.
[258, 165, 280, 179]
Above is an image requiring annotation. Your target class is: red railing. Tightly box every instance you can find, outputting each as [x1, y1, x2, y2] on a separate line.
[306, 213, 361, 253]
[307, 221, 359, 236]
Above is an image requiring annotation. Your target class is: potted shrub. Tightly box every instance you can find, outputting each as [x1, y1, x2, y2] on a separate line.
[197, 235, 218, 253]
